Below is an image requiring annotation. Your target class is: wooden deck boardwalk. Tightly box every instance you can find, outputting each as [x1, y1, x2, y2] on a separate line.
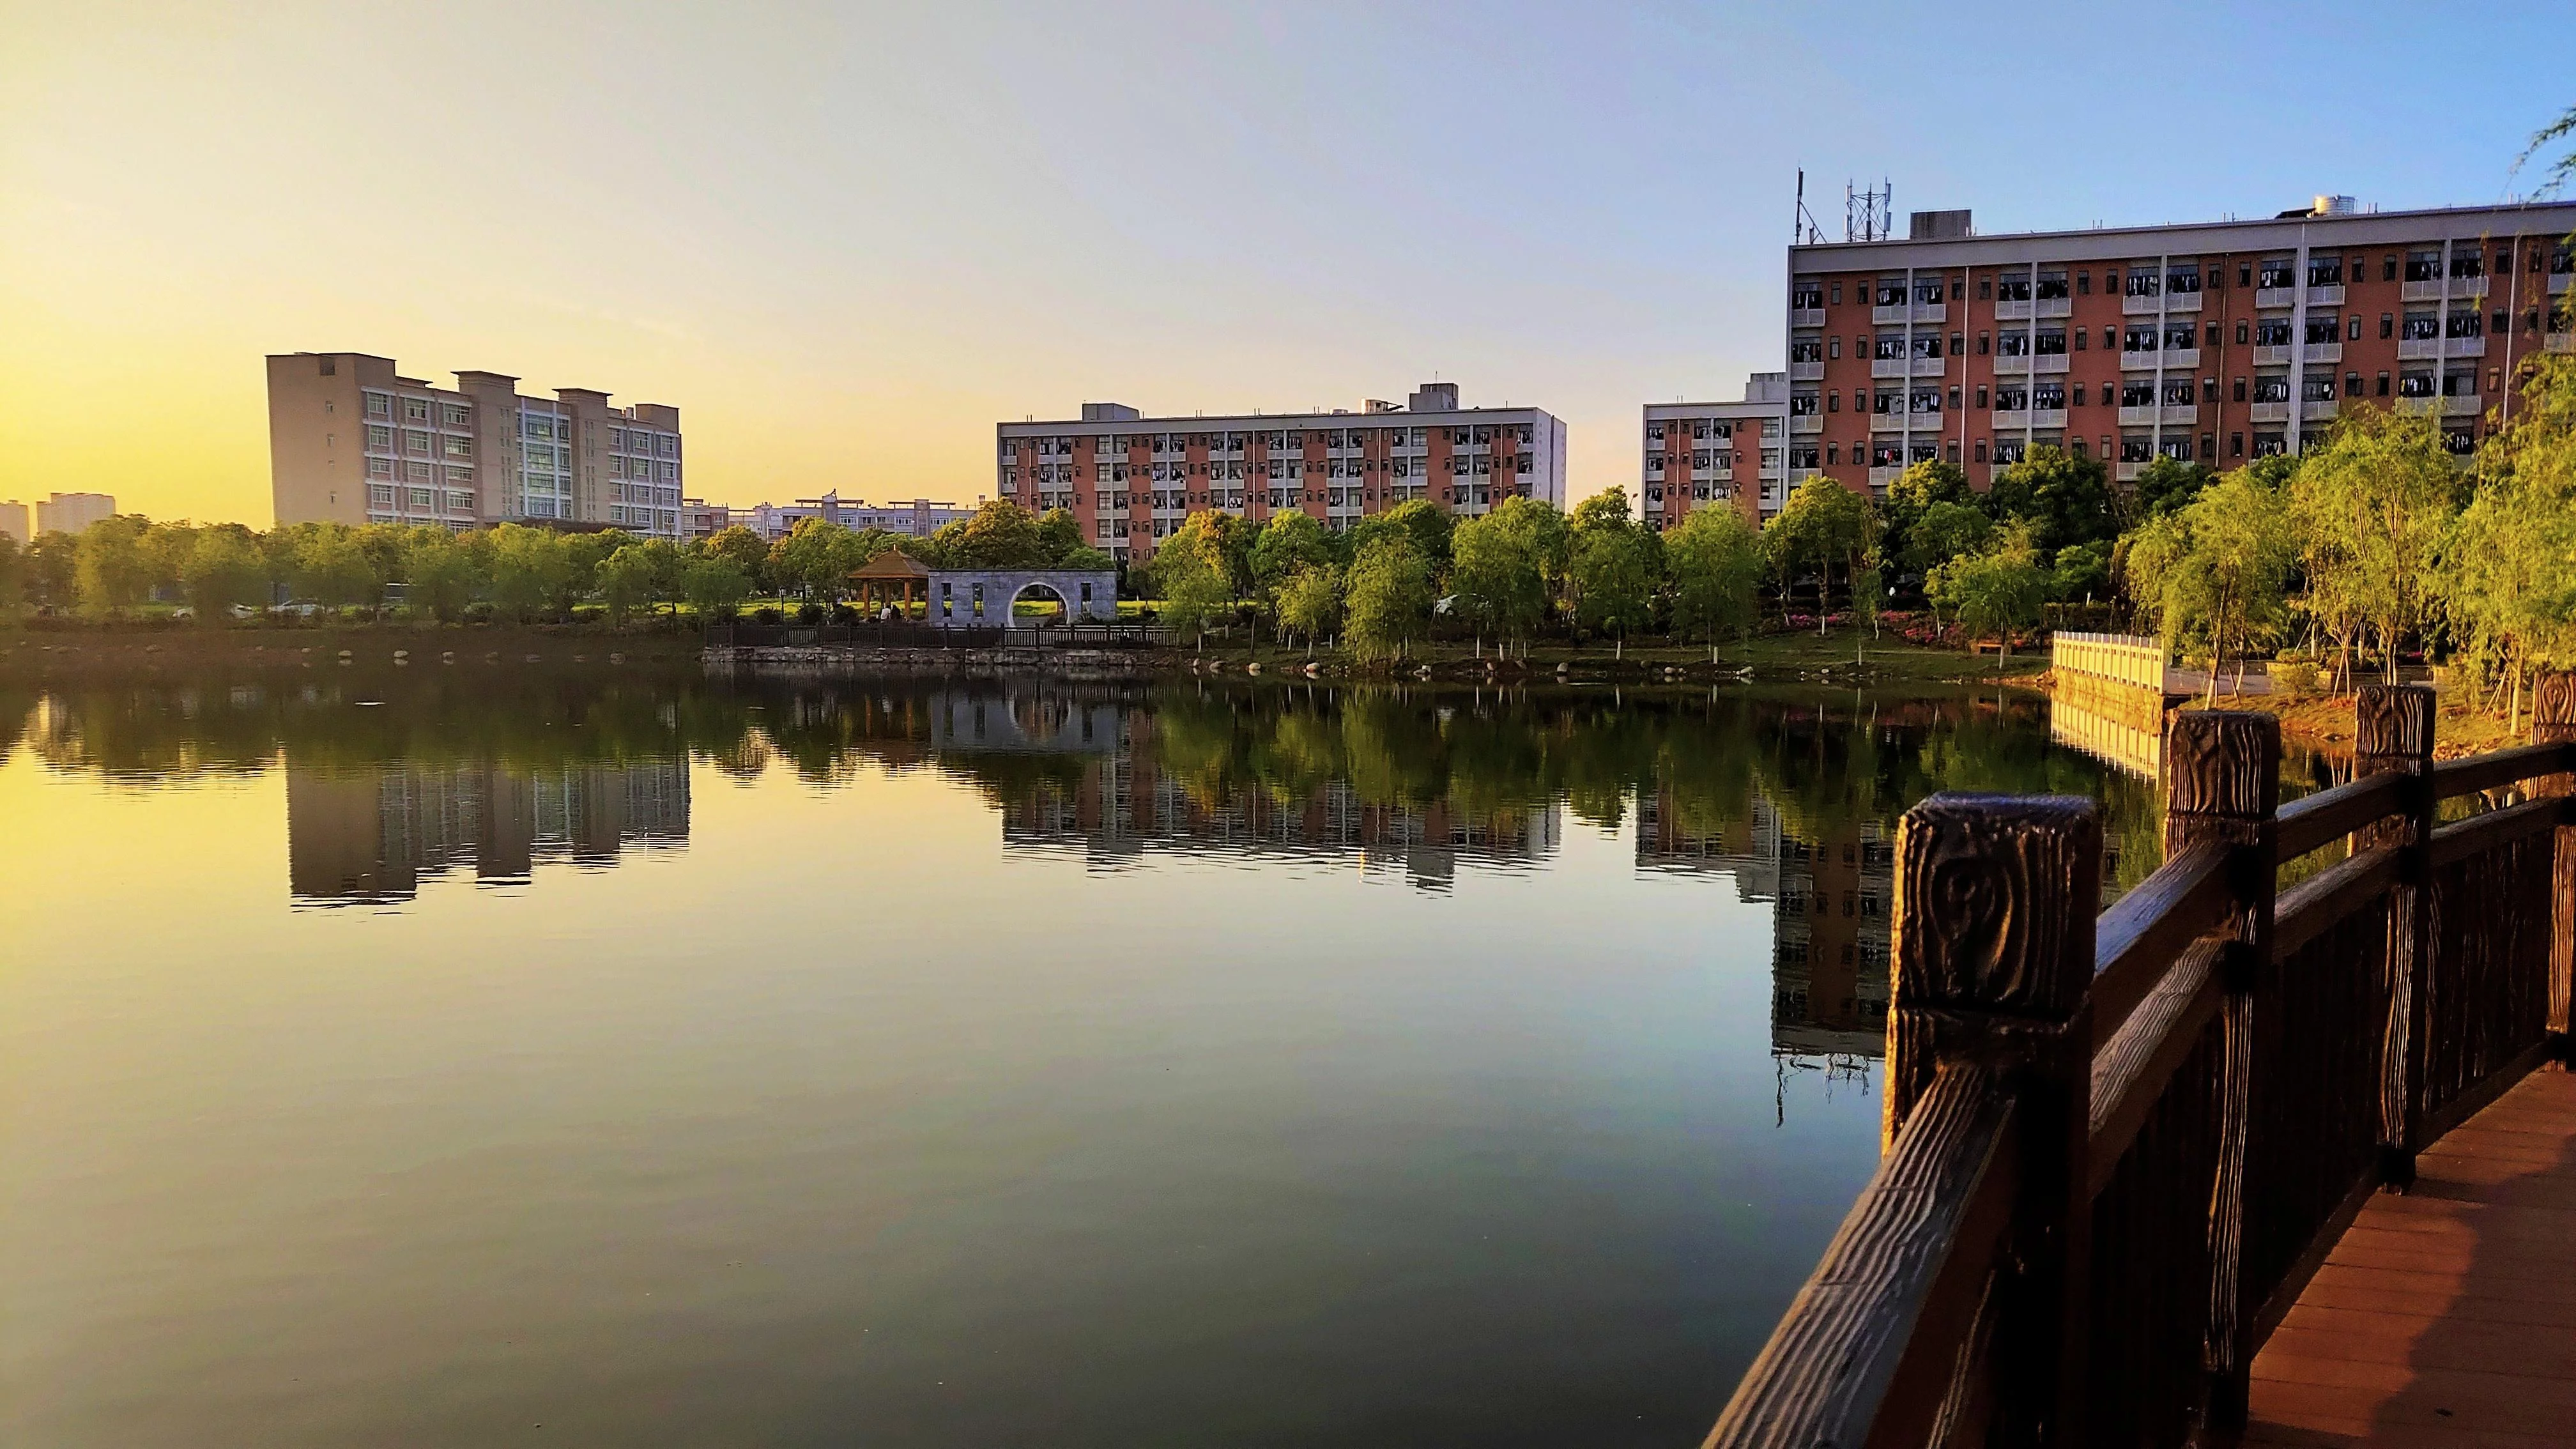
[2248, 1070, 2576, 1446]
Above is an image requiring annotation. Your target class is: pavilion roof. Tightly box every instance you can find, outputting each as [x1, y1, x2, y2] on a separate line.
[850, 549, 931, 581]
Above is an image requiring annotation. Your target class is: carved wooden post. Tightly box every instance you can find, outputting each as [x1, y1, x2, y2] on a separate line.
[2163, 710, 2279, 1433]
[1884, 794, 2097, 1445]
[2356, 685, 2436, 1183]
[2537, 671, 2576, 1062]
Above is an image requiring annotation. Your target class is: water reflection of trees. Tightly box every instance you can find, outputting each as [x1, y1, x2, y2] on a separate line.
[6, 669, 2159, 956]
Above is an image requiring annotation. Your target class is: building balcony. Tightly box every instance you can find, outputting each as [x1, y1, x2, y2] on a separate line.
[2395, 395, 2480, 418]
[1873, 302, 1946, 325]
[2116, 461, 2145, 483]
[1870, 412, 1909, 431]
[1993, 408, 2029, 429]
[2551, 273, 2574, 295]
[2032, 353, 2070, 374]
[2444, 336, 2487, 359]
[1790, 359, 1825, 381]
[2397, 338, 2443, 360]
[1790, 306, 1826, 328]
[2030, 408, 2067, 429]
[1995, 298, 2033, 321]
[2550, 331, 2575, 354]
[2249, 401, 2292, 424]
[1868, 465, 1905, 488]
[2444, 394, 2482, 417]
[2122, 293, 2165, 316]
[1788, 467, 1823, 486]
[1999, 296, 2073, 320]
[2119, 405, 2158, 426]
[2164, 404, 2199, 426]
[2306, 284, 2346, 307]
[1871, 356, 1945, 378]
[2255, 287, 2299, 309]
[1790, 413, 1823, 434]
[2303, 342, 2343, 365]
[2254, 344, 2294, 366]
[1992, 352, 2032, 372]
[2404, 276, 2489, 302]
[2165, 291, 2203, 313]
[2301, 399, 2342, 422]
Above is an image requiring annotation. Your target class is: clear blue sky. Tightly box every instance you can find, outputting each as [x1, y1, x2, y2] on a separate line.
[4, 0, 2567, 521]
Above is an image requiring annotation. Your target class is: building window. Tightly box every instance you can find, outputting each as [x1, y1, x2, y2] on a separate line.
[367, 457, 393, 477]
[1828, 281, 1842, 305]
[2346, 371, 2363, 397]
[2236, 320, 2251, 346]
[365, 394, 391, 419]
[2077, 271, 2091, 295]
[1978, 277, 1991, 299]
[1828, 336, 1840, 359]
[404, 398, 429, 422]
[2377, 372, 2391, 396]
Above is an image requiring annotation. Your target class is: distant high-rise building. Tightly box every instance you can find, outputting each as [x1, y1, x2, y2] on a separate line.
[266, 352, 684, 537]
[34, 493, 115, 536]
[0, 500, 27, 544]
[996, 383, 1567, 562]
[698, 491, 979, 542]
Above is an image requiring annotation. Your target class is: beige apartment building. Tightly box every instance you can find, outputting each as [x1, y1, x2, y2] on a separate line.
[24, 492, 118, 537]
[266, 353, 684, 535]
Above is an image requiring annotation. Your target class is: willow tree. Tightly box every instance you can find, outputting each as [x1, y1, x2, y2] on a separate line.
[1664, 504, 1764, 653]
[2290, 408, 2459, 687]
[2123, 468, 2296, 703]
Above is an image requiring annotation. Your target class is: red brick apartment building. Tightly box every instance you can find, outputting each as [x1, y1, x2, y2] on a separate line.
[1650, 197, 2576, 526]
[997, 383, 1567, 562]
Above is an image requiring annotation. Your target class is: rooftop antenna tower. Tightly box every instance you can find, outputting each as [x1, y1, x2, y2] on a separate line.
[1844, 177, 1893, 242]
[1793, 170, 1826, 244]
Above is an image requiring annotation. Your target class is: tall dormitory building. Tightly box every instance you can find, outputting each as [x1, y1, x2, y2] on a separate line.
[267, 352, 684, 536]
[1648, 197, 2576, 528]
[996, 383, 1566, 562]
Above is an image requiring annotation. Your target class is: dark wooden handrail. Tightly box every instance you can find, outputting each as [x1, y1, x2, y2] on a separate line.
[1705, 677, 2576, 1448]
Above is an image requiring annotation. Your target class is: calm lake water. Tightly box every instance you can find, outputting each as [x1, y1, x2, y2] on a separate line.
[0, 666, 2166, 1446]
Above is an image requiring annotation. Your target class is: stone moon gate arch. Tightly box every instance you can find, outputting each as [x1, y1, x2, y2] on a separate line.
[925, 569, 1119, 625]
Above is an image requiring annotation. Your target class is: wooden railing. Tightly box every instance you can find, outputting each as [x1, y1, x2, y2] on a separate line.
[1706, 676, 2576, 1447]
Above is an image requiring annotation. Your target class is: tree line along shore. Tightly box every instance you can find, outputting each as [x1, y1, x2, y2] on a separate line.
[4, 353, 2572, 729]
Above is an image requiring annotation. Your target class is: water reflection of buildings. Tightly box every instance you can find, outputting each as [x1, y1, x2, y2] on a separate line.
[917, 688, 1560, 889]
[1002, 762, 1559, 889]
[287, 762, 689, 904]
[1636, 788, 1890, 1064]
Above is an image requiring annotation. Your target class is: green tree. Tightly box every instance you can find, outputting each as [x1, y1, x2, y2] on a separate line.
[1903, 499, 1994, 577]
[2290, 408, 2459, 686]
[0, 533, 22, 618]
[1344, 535, 1434, 663]
[406, 527, 485, 622]
[1880, 459, 1976, 574]
[182, 526, 268, 622]
[1762, 477, 1876, 631]
[770, 518, 860, 602]
[1569, 492, 1662, 648]
[75, 514, 156, 617]
[2131, 455, 2216, 519]
[1663, 505, 1763, 647]
[704, 525, 772, 591]
[2122, 468, 2297, 702]
[1449, 497, 1563, 649]
[2049, 540, 2112, 603]
[1153, 540, 1232, 652]
[682, 555, 754, 618]
[595, 543, 659, 626]
[956, 499, 1048, 569]
[2440, 351, 2576, 729]
[1987, 444, 2119, 552]
[487, 525, 572, 620]
[1251, 510, 1338, 592]
[1035, 507, 1086, 566]
[554, 530, 619, 615]
[1275, 564, 1342, 655]
[293, 525, 381, 609]
[1929, 529, 2047, 658]
[26, 532, 79, 610]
